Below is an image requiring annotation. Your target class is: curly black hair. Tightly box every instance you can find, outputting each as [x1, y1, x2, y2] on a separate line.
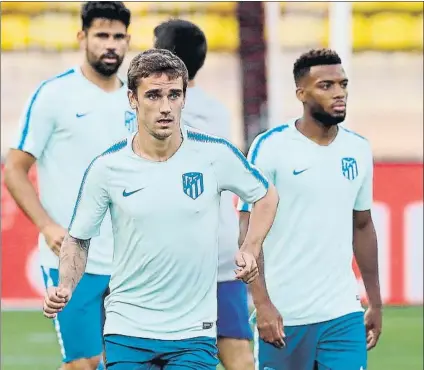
[81, 1, 131, 30]
[293, 49, 342, 86]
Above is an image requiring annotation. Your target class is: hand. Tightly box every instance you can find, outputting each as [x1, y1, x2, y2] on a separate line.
[234, 251, 258, 284]
[364, 306, 382, 350]
[41, 223, 66, 256]
[43, 286, 72, 319]
[256, 300, 286, 348]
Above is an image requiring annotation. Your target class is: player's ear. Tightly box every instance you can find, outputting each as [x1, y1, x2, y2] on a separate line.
[296, 86, 306, 103]
[77, 30, 87, 49]
[128, 90, 138, 110]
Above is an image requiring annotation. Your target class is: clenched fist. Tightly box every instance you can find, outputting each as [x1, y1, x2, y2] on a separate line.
[43, 286, 72, 319]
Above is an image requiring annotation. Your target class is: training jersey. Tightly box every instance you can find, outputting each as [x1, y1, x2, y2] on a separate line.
[238, 121, 373, 326]
[68, 127, 269, 340]
[12, 67, 136, 275]
[181, 86, 239, 282]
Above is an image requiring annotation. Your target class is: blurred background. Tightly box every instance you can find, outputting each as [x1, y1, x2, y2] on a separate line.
[1, 2, 423, 370]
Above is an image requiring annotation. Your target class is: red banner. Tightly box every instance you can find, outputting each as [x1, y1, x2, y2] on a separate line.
[1, 163, 423, 308]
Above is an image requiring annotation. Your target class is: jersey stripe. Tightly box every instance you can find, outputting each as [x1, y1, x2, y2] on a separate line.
[68, 139, 127, 232]
[239, 124, 289, 212]
[250, 124, 289, 164]
[18, 68, 75, 150]
[340, 127, 367, 141]
[187, 130, 269, 189]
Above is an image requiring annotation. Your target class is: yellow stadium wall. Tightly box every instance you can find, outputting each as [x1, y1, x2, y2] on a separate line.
[1, 2, 423, 52]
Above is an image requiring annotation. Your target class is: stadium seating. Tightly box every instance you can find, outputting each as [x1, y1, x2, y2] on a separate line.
[1, 2, 422, 52]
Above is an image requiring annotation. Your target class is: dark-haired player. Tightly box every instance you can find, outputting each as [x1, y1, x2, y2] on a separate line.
[154, 19, 255, 370]
[238, 49, 383, 370]
[5, 2, 133, 369]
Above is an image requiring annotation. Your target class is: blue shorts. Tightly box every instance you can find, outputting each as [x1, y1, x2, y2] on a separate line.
[217, 280, 253, 340]
[41, 267, 110, 363]
[256, 311, 367, 370]
[104, 334, 219, 369]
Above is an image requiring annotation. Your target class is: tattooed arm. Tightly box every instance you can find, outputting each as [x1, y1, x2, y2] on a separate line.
[58, 233, 90, 293]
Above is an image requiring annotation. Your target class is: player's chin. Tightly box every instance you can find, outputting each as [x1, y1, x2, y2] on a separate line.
[153, 127, 173, 140]
[330, 108, 347, 118]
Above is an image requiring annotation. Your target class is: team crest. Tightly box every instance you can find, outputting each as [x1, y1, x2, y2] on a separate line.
[341, 157, 358, 180]
[182, 172, 204, 200]
[125, 111, 136, 132]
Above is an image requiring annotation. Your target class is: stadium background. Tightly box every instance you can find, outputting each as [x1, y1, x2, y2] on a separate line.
[1, 1, 423, 369]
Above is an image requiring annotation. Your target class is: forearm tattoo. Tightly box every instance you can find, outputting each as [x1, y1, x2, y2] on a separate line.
[58, 234, 90, 292]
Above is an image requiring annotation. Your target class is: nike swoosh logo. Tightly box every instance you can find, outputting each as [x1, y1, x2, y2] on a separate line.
[293, 169, 309, 175]
[76, 113, 89, 118]
[122, 188, 144, 197]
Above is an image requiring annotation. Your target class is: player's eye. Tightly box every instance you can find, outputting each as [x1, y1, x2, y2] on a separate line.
[146, 93, 159, 100]
[321, 83, 331, 90]
[341, 81, 348, 89]
[114, 34, 126, 40]
[96, 33, 109, 39]
[169, 92, 181, 100]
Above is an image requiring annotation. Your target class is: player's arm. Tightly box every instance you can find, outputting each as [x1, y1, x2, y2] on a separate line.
[60, 159, 110, 294]
[4, 87, 65, 254]
[214, 140, 278, 282]
[238, 135, 276, 301]
[353, 147, 382, 350]
[238, 136, 285, 347]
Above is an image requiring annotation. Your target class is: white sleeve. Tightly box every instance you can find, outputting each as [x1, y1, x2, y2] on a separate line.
[354, 145, 374, 211]
[12, 84, 56, 159]
[68, 159, 110, 240]
[214, 140, 269, 204]
[237, 134, 275, 212]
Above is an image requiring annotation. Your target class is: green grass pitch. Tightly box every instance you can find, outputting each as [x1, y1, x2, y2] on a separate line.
[1, 306, 422, 369]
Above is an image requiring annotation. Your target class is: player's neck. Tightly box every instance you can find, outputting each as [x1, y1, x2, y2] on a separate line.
[134, 128, 183, 162]
[80, 62, 122, 92]
[296, 115, 338, 146]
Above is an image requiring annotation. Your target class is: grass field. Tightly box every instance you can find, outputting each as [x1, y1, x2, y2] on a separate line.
[2, 306, 423, 370]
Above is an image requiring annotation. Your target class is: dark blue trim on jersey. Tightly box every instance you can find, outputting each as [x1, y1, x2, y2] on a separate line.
[250, 124, 289, 164]
[187, 130, 269, 189]
[340, 127, 367, 141]
[68, 139, 127, 231]
[18, 68, 75, 150]
[239, 124, 289, 212]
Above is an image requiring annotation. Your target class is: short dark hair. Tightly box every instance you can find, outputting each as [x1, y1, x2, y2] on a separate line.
[293, 48, 342, 86]
[153, 19, 207, 80]
[127, 49, 189, 95]
[81, 1, 131, 31]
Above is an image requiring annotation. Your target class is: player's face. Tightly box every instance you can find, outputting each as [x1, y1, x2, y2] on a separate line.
[128, 73, 185, 140]
[297, 64, 348, 126]
[79, 18, 129, 77]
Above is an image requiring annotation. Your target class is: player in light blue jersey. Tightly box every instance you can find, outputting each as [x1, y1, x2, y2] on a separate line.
[238, 49, 383, 370]
[42, 49, 279, 370]
[4, 2, 133, 369]
[154, 19, 255, 370]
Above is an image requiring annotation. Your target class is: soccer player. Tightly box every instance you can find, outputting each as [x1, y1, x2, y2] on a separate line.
[238, 49, 383, 370]
[154, 19, 255, 370]
[4, 2, 132, 369]
[42, 49, 279, 370]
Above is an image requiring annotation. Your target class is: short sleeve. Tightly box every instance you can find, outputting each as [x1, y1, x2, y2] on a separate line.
[237, 134, 275, 212]
[11, 83, 56, 159]
[68, 158, 110, 240]
[354, 145, 374, 211]
[213, 140, 269, 205]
